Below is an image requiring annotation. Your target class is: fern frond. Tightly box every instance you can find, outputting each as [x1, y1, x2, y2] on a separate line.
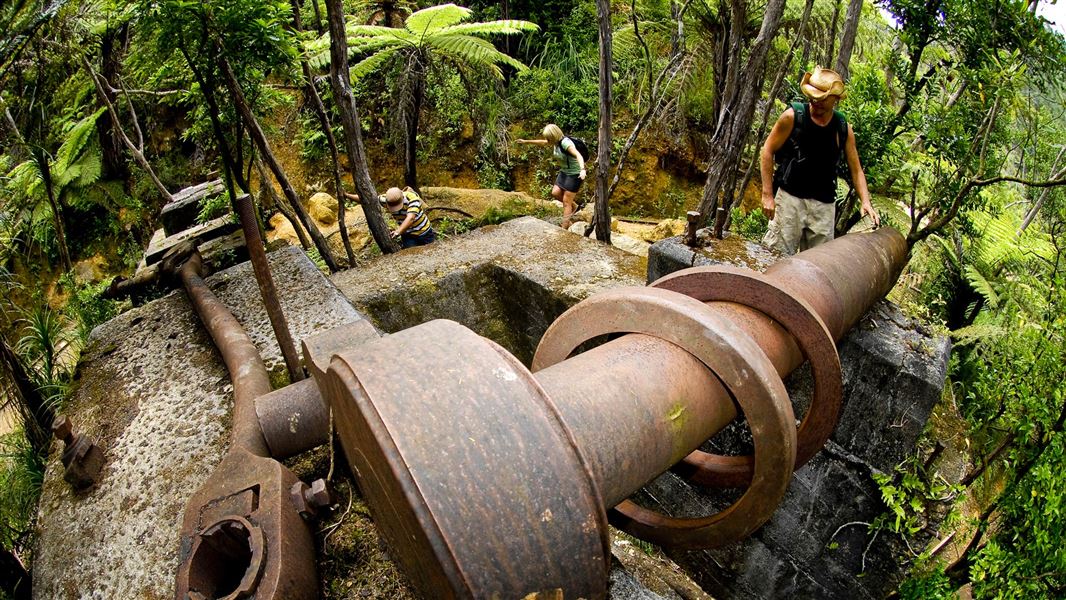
[348, 36, 406, 57]
[430, 35, 528, 74]
[964, 264, 999, 309]
[349, 47, 400, 80]
[951, 323, 1008, 347]
[405, 4, 471, 35]
[437, 20, 539, 37]
[347, 25, 409, 37]
[72, 152, 102, 189]
[54, 108, 105, 174]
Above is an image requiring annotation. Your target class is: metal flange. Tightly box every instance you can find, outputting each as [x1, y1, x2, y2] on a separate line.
[651, 265, 843, 488]
[533, 286, 797, 549]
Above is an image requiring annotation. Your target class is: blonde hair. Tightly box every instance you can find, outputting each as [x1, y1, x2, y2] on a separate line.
[542, 124, 564, 145]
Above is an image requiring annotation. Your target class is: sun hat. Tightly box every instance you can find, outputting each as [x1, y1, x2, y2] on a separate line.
[384, 187, 405, 208]
[800, 66, 847, 101]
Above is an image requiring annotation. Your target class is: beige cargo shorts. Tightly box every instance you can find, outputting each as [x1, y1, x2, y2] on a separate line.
[761, 188, 835, 255]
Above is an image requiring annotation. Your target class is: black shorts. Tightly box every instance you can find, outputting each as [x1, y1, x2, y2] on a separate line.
[555, 171, 583, 193]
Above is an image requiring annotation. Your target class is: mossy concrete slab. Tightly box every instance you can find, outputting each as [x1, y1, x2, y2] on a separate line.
[33, 247, 371, 599]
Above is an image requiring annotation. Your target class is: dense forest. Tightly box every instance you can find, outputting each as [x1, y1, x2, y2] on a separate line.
[2, 0, 1065, 597]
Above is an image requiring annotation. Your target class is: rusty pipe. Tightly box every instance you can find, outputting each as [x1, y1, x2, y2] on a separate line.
[534, 227, 907, 507]
[177, 251, 271, 456]
[173, 250, 318, 600]
[234, 193, 305, 384]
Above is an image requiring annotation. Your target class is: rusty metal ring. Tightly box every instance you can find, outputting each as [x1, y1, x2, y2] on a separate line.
[651, 265, 843, 487]
[184, 515, 265, 600]
[532, 286, 796, 550]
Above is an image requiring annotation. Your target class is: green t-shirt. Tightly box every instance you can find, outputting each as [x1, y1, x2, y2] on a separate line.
[553, 137, 582, 175]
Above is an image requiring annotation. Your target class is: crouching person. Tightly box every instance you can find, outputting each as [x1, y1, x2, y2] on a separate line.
[381, 186, 436, 248]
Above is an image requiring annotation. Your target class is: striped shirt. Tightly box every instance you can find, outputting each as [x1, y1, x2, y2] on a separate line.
[379, 188, 432, 236]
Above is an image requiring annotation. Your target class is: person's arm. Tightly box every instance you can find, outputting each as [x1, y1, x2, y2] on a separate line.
[844, 124, 880, 227]
[566, 143, 587, 179]
[760, 109, 795, 220]
[392, 211, 417, 237]
[516, 138, 550, 146]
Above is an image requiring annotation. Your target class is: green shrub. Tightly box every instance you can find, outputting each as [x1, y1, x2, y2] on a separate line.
[729, 207, 768, 240]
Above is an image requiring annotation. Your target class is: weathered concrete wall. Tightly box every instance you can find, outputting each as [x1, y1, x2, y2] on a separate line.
[644, 234, 951, 599]
[331, 216, 647, 365]
[33, 247, 373, 599]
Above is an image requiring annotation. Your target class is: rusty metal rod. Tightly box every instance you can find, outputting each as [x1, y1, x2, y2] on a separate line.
[177, 251, 270, 456]
[534, 227, 908, 507]
[234, 193, 305, 383]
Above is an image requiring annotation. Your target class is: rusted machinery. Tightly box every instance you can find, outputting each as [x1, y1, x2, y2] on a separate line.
[167, 212, 906, 598]
[311, 227, 907, 598]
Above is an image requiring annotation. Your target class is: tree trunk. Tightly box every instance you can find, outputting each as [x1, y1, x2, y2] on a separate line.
[324, 0, 398, 254]
[729, 0, 815, 229]
[309, 0, 325, 33]
[0, 335, 53, 456]
[825, 0, 842, 66]
[403, 59, 425, 195]
[593, 0, 613, 244]
[34, 149, 73, 271]
[695, 0, 788, 229]
[97, 24, 130, 181]
[290, 1, 356, 264]
[833, 0, 863, 80]
[217, 53, 340, 272]
[255, 156, 312, 250]
[176, 38, 249, 204]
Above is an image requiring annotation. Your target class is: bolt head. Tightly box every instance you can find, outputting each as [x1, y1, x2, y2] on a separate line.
[52, 416, 73, 442]
[308, 479, 333, 509]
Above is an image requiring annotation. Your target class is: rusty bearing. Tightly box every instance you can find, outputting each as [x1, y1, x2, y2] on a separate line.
[532, 286, 797, 549]
[651, 265, 843, 488]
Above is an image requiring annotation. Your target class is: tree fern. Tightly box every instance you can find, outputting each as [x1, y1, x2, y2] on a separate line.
[305, 2, 537, 190]
[964, 264, 999, 310]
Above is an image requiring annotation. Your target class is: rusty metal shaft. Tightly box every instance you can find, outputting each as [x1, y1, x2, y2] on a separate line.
[534, 227, 908, 507]
[178, 251, 271, 456]
[234, 193, 305, 383]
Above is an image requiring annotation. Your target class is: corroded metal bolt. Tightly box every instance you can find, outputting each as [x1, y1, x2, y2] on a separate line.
[684, 211, 700, 247]
[308, 479, 333, 510]
[52, 415, 74, 444]
[290, 481, 314, 518]
[290, 479, 334, 519]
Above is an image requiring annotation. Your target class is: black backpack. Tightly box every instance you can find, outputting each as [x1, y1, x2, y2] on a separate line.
[559, 136, 591, 165]
[773, 102, 849, 194]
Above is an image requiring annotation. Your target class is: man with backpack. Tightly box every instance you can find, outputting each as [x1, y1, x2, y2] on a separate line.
[516, 124, 588, 229]
[760, 66, 880, 255]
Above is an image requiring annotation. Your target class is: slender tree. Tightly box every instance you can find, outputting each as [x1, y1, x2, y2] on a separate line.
[833, 0, 863, 80]
[592, 0, 613, 244]
[694, 0, 788, 232]
[322, 0, 398, 254]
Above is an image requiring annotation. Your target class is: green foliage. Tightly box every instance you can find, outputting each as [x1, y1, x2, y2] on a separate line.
[898, 566, 954, 600]
[15, 302, 73, 412]
[475, 197, 554, 226]
[196, 192, 230, 224]
[729, 206, 768, 240]
[0, 431, 45, 551]
[59, 273, 120, 343]
[509, 66, 599, 133]
[872, 456, 962, 537]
